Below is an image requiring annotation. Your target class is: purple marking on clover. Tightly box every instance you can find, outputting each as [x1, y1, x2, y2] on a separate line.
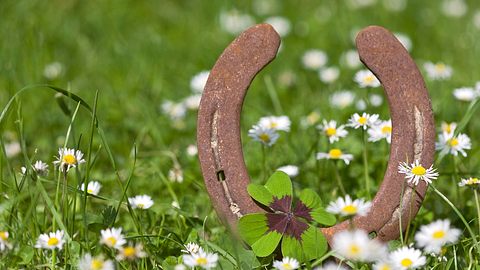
[266, 195, 313, 240]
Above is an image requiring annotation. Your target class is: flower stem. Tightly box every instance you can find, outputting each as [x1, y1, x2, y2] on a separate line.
[362, 130, 371, 199]
[332, 161, 346, 196]
[474, 190, 480, 236]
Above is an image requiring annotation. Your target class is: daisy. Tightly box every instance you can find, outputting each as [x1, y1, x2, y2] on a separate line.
[219, 9, 254, 35]
[5, 141, 21, 158]
[332, 229, 387, 262]
[330, 90, 355, 109]
[258, 115, 291, 132]
[317, 120, 348, 143]
[265, 16, 291, 37]
[435, 132, 471, 156]
[368, 119, 392, 143]
[301, 111, 321, 127]
[183, 94, 202, 110]
[372, 261, 395, 270]
[80, 181, 102, 196]
[316, 149, 353, 165]
[100, 227, 126, 249]
[181, 242, 202, 254]
[21, 160, 49, 176]
[0, 231, 12, 251]
[441, 122, 456, 136]
[348, 112, 379, 130]
[78, 253, 114, 270]
[43, 62, 64, 80]
[248, 125, 280, 147]
[301, 49, 328, 70]
[354, 70, 381, 88]
[276, 165, 299, 178]
[414, 219, 461, 254]
[442, 0, 467, 18]
[190, 70, 210, 93]
[423, 62, 452, 80]
[389, 246, 426, 269]
[369, 94, 383, 107]
[394, 32, 412, 51]
[313, 262, 348, 270]
[116, 242, 147, 261]
[54, 147, 86, 172]
[128, 195, 154, 210]
[186, 144, 198, 156]
[458, 177, 480, 188]
[175, 265, 187, 270]
[161, 100, 187, 121]
[319, 66, 340, 84]
[453, 87, 478, 102]
[326, 195, 371, 217]
[340, 49, 361, 69]
[35, 230, 65, 250]
[272, 257, 300, 270]
[168, 166, 184, 183]
[398, 160, 439, 185]
[183, 249, 219, 269]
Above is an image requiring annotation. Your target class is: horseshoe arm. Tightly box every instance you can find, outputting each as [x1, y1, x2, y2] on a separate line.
[322, 26, 435, 241]
[197, 24, 281, 230]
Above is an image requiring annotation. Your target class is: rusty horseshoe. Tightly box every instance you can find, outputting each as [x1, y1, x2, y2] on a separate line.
[197, 24, 435, 244]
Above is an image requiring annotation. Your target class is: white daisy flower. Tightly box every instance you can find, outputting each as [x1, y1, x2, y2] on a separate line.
[369, 94, 383, 107]
[265, 16, 291, 37]
[183, 94, 202, 110]
[442, 0, 467, 18]
[168, 166, 184, 183]
[276, 165, 299, 178]
[277, 70, 297, 88]
[458, 177, 480, 188]
[356, 99, 367, 110]
[340, 49, 361, 69]
[453, 87, 478, 102]
[190, 70, 210, 93]
[368, 119, 392, 143]
[435, 132, 471, 157]
[161, 100, 187, 121]
[398, 160, 439, 186]
[316, 149, 354, 165]
[414, 219, 461, 254]
[423, 62, 453, 80]
[441, 122, 456, 136]
[348, 112, 379, 130]
[0, 231, 12, 251]
[100, 227, 126, 249]
[54, 147, 86, 172]
[330, 90, 355, 109]
[5, 141, 21, 158]
[116, 242, 147, 261]
[383, 0, 407, 12]
[389, 246, 426, 269]
[219, 9, 255, 35]
[183, 249, 219, 269]
[181, 242, 203, 254]
[319, 66, 340, 84]
[301, 111, 321, 127]
[332, 229, 387, 262]
[313, 262, 348, 270]
[35, 230, 65, 250]
[354, 70, 381, 88]
[186, 144, 198, 156]
[326, 195, 371, 217]
[317, 120, 349, 143]
[258, 116, 291, 132]
[174, 264, 187, 270]
[128, 195, 154, 210]
[21, 160, 49, 176]
[78, 253, 114, 270]
[272, 257, 300, 270]
[80, 181, 102, 196]
[248, 125, 280, 147]
[394, 32, 412, 51]
[301, 49, 328, 70]
[43, 62, 64, 80]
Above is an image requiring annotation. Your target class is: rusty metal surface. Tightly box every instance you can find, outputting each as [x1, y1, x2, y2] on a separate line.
[197, 24, 281, 230]
[197, 24, 435, 243]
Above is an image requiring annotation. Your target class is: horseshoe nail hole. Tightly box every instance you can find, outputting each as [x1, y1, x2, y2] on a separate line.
[369, 231, 377, 238]
[216, 170, 226, 182]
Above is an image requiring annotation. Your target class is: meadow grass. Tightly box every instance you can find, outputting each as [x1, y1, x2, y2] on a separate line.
[2, 0, 480, 269]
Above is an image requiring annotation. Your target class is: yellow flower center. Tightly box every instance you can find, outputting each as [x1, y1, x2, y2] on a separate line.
[282, 263, 293, 270]
[467, 178, 479, 185]
[270, 122, 278, 128]
[123, 246, 136, 258]
[91, 259, 104, 270]
[348, 244, 361, 255]
[196, 257, 208, 265]
[380, 266, 391, 270]
[62, 154, 76, 165]
[432, 230, 445, 239]
[259, 133, 271, 143]
[448, 138, 459, 147]
[401, 258, 413, 267]
[325, 127, 337, 136]
[342, 204, 357, 215]
[0, 231, 8, 241]
[87, 189, 94, 194]
[307, 112, 320, 125]
[47, 237, 59, 246]
[381, 126, 392, 134]
[137, 203, 145, 209]
[444, 124, 452, 133]
[358, 116, 367, 125]
[329, 149, 343, 159]
[363, 75, 375, 84]
[435, 63, 446, 72]
[411, 165, 426, 176]
[106, 236, 117, 246]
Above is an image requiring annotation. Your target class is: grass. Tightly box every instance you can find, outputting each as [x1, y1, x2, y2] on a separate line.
[2, 0, 480, 269]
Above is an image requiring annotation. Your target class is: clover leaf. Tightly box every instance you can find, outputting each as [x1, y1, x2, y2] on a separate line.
[238, 171, 336, 261]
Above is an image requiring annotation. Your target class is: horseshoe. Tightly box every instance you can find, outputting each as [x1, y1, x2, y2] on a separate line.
[197, 24, 435, 243]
